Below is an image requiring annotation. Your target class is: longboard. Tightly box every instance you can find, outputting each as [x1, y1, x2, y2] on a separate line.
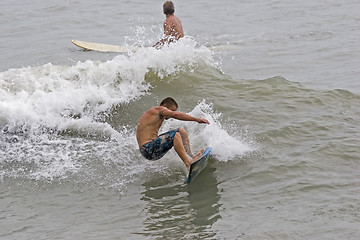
[185, 147, 212, 184]
[71, 40, 138, 53]
[72, 40, 239, 53]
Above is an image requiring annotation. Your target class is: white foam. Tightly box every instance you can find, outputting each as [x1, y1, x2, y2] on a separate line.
[0, 37, 215, 136]
[0, 38, 219, 184]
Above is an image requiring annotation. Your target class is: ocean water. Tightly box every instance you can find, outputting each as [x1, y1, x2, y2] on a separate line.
[1, 0, 359, 239]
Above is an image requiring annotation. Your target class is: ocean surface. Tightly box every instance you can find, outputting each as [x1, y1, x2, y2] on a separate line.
[1, 0, 359, 239]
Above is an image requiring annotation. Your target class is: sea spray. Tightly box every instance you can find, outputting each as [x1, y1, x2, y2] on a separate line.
[162, 100, 253, 163]
[0, 37, 216, 136]
[0, 38, 221, 185]
[0, 61, 148, 136]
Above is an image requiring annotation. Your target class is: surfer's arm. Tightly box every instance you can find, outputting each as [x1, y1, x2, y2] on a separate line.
[152, 22, 170, 48]
[161, 108, 210, 124]
[164, 21, 173, 37]
[153, 37, 168, 48]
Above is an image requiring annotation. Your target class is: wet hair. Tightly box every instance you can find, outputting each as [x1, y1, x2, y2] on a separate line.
[163, 1, 175, 15]
[160, 97, 178, 108]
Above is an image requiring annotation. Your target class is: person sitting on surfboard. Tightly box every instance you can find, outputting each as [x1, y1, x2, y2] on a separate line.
[153, 1, 184, 48]
[136, 97, 209, 170]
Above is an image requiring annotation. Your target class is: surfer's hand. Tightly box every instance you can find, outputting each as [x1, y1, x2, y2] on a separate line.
[196, 118, 210, 124]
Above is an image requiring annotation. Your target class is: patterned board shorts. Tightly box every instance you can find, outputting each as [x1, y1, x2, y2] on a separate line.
[140, 128, 180, 160]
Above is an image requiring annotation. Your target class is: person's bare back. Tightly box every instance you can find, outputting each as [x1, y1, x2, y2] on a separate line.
[164, 14, 184, 41]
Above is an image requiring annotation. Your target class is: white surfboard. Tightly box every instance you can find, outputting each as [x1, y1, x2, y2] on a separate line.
[71, 40, 138, 53]
[72, 40, 239, 53]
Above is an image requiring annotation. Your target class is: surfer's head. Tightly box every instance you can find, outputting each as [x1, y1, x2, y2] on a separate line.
[160, 97, 178, 111]
[163, 1, 175, 15]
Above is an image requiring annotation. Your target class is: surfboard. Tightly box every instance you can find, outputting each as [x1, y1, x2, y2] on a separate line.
[185, 147, 212, 184]
[71, 40, 138, 53]
[72, 40, 239, 53]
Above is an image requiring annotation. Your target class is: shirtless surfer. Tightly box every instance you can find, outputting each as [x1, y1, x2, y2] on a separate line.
[153, 1, 184, 48]
[136, 97, 210, 170]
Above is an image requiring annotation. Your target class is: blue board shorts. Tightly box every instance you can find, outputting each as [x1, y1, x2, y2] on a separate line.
[140, 128, 180, 160]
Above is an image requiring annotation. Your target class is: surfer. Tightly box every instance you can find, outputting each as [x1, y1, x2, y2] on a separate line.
[153, 1, 184, 48]
[136, 97, 210, 170]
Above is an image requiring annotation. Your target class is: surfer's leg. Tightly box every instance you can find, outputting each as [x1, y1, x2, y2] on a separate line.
[178, 127, 194, 158]
[173, 132, 192, 169]
[173, 132, 204, 170]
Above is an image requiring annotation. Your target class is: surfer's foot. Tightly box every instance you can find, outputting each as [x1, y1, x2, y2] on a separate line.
[189, 149, 205, 165]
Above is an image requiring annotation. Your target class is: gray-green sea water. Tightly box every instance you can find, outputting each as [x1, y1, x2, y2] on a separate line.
[1, 0, 359, 239]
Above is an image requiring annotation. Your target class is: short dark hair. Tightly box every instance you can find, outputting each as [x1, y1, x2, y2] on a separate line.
[163, 1, 175, 15]
[160, 97, 178, 108]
